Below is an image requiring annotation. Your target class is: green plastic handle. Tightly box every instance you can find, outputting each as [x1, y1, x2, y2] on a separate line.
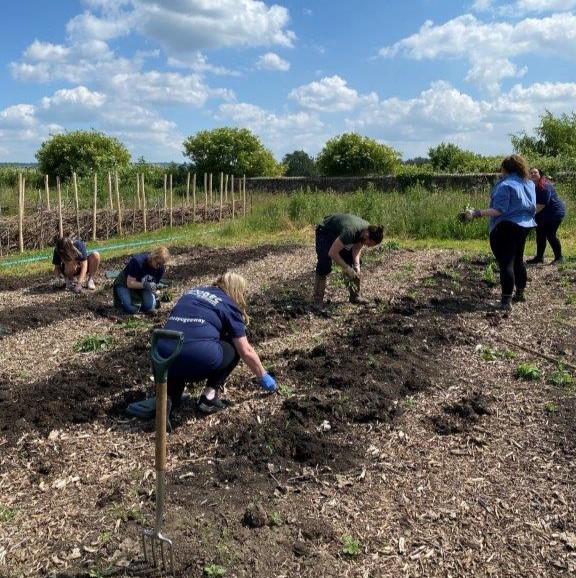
[150, 329, 184, 383]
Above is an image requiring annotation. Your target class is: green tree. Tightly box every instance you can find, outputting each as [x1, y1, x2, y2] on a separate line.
[282, 150, 317, 176]
[35, 130, 131, 180]
[316, 133, 401, 176]
[428, 142, 477, 173]
[511, 110, 576, 158]
[182, 127, 281, 177]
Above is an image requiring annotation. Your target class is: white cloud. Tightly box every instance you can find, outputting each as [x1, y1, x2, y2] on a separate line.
[132, 0, 296, 56]
[255, 52, 290, 71]
[0, 104, 37, 129]
[379, 13, 576, 93]
[40, 87, 106, 122]
[289, 75, 377, 113]
[108, 71, 233, 106]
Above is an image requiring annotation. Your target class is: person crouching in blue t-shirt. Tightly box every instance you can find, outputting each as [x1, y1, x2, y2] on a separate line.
[158, 271, 277, 414]
[113, 246, 169, 314]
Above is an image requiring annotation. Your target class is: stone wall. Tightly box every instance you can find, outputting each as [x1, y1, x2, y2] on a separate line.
[245, 173, 576, 194]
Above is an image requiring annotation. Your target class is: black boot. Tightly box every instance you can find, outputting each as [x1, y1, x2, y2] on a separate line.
[526, 256, 543, 264]
[500, 295, 512, 311]
[512, 289, 525, 302]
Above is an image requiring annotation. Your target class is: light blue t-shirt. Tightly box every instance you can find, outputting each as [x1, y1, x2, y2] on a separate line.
[489, 174, 536, 233]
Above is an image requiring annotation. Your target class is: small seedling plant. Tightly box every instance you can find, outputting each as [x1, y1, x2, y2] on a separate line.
[482, 262, 498, 286]
[74, 335, 113, 353]
[515, 363, 541, 381]
[550, 364, 573, 388]
[341, 535, 361, 557]
[204, 564, 226, 577]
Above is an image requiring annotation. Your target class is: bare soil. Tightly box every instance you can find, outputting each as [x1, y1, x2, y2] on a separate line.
[0, 243, 575, 578]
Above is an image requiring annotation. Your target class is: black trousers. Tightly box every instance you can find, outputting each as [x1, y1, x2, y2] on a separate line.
[489, 221, 530, 297]
[315, 225, 354, 276]
[535, 220, 563, 260]
[167, 340, 239, 404]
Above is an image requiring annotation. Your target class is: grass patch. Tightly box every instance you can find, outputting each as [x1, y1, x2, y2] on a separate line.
[74, 335, 113, 353]
[515, 363, 542, 381]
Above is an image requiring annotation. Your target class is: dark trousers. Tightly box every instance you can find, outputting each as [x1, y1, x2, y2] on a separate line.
[489, 221, 530, 297]
[315, 225, 354, 276]
[535, 220, 563, 260]
[167, 341, 239, 404]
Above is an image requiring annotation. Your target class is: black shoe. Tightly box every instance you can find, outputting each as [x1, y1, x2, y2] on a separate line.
[500, 297, 512, 311]
[551, 257, 564, 265]
[526, 257, 543, 264]
[197, 395, 229, 414]
[512, 291, 525, 302]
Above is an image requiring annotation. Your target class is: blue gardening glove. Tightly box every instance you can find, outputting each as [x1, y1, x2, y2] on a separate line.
[143, 280, 157, 292]
[260, 373, 277, 392]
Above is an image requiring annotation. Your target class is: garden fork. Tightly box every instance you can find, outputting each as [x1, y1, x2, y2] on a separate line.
[141, 328, 184, 575]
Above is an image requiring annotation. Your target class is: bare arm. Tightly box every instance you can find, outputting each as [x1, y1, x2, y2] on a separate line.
[232, 336, 266, 378]
[351, 244, 363, 270]
[76, 260, 88, 285]
[476, 208, 502, 218]
[126, 275, 148, 290]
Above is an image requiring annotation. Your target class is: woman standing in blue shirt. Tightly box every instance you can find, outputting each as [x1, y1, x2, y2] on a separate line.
[158, 271, 277, 414]
[526, 168, 566, 264]
[460, 154, 536, 310]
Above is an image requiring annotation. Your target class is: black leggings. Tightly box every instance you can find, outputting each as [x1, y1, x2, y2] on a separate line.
[535, 220, 563, 260]
[489, 221, 530, 298]
[167, 341, 239, 404]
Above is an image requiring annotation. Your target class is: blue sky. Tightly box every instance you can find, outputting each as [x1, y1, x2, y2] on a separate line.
[1, 0, 576, 163]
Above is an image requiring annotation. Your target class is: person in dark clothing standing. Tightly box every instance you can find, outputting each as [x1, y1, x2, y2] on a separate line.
[458, 154, 536, 310]
[313, 213, 384, 310]
[526, 168, 566, 264]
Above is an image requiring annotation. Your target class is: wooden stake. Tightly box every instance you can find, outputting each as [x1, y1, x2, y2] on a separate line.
[115, 171, 123, 236]
[108, 172, 114, 210]
[73, 172, 81, 237]
[57, 176, 63, 238]
[169, 173, 173, 228]
[18, 174, 24, 253]
[203, 173, 208, 220]
[92, 173, 98, 241]
[192, 173, 197, 222]
[219, 172, 224, 221]
[44, 174, 51, 211]
[186, 172, 190, 207]
[231, 175, 235, 219]
[141, 173, 147, 232]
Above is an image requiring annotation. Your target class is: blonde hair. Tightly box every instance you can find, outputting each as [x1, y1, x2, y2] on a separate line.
[214, 271, 249, 323]
[149, 246, 170, 265]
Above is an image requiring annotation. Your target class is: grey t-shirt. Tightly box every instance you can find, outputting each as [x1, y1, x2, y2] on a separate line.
[321, 214, 369, 247]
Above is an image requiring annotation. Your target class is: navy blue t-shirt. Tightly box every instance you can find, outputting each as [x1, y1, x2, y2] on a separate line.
[535, 181, 566, 223]
[159, 287, 246, 376]
[123, 253, 164, 285]
[52, 239, 88, 268]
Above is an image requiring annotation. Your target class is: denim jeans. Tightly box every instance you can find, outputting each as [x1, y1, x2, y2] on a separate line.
[114, 285, 156, 314]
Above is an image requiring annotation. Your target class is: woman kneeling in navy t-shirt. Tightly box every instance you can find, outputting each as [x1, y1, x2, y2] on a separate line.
[158, 271, 277, 414]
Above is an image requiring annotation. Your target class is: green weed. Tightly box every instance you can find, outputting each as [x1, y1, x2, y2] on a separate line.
[515, 363, 542, 381]
[204, 564, 226, 577]
[481, 347, 517, 361]
[277, 383, 294, 398]
[341, 535, 361, 557]
[482, 262, 498, 286]
[268, 511, 282, 526]
[0, 504, 17, 523]
[74, 335, 113, 353]
[550, 365, 573, 388]
[545, 401, 558, 413]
